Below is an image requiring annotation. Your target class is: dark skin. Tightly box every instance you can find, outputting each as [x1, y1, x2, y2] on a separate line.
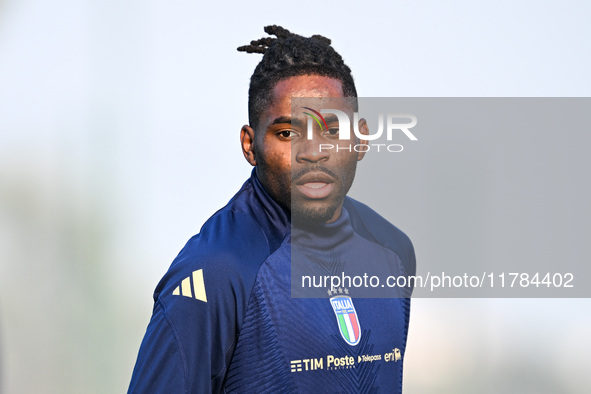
[240, 75, 369, 224]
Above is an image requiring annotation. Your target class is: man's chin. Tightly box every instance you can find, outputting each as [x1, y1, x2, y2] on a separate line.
[291, 202, 339, 226]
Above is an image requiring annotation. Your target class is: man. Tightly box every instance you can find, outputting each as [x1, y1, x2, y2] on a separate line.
[129, 25, 415, 393]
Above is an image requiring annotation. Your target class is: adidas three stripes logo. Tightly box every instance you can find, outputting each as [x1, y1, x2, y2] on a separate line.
[172, 269, 207, 303]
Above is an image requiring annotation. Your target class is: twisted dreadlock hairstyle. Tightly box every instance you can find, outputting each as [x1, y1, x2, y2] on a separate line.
[238, 25, 358, 131]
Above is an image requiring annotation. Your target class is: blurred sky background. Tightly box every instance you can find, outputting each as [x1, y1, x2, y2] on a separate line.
[0, 0, 590, 393]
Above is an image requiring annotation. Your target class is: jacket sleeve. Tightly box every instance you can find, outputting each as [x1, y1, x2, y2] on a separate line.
[128, 212, 271, 393]
[128, 300, 187, 393]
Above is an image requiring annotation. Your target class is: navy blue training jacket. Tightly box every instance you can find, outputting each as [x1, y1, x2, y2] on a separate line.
[129, 170, 415, 393]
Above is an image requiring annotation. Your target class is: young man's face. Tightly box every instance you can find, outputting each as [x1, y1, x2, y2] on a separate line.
[241, 75, 367, 224]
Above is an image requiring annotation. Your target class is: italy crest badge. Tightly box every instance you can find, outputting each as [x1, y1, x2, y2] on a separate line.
[330, 295, 361, 346]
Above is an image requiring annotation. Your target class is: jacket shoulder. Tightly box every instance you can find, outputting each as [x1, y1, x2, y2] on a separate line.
[156, 208, 272, 302]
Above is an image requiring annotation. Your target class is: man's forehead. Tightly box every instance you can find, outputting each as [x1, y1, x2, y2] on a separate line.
[272, 77, 355, 114]
[256, 75, 355, 130]
[271, 75, 345, 102]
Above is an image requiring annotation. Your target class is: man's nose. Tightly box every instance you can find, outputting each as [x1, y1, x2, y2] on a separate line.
[294, 134, 330, 163]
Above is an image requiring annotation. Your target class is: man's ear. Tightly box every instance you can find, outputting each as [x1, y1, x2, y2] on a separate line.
[356, 118, 370, 161]
[241, 125, 257, 166]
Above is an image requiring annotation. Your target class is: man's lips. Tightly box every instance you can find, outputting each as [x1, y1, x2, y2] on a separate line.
[295, 182, 334, 199]
[294, 171, 335, 199]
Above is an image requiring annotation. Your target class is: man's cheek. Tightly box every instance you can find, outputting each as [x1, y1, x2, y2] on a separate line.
[270, 151, 291, 171]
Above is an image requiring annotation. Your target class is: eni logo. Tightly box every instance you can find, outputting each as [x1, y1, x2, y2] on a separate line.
[384, 348, 402, 362]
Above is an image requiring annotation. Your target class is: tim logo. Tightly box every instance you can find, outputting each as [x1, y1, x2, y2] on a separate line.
[330, 295, 361, 346]
[304, 108, 417, 152]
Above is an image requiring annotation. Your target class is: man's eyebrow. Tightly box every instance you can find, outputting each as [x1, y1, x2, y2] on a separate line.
[270, 116, 305, 127]
[322, 114, 339, 123]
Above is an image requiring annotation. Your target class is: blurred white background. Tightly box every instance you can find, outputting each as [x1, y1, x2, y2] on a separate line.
[0, 0, 589, 392]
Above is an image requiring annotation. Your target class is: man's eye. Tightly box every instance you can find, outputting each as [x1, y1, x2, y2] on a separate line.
[278, 130, 295, 139]
[324, 128, 339, 136]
